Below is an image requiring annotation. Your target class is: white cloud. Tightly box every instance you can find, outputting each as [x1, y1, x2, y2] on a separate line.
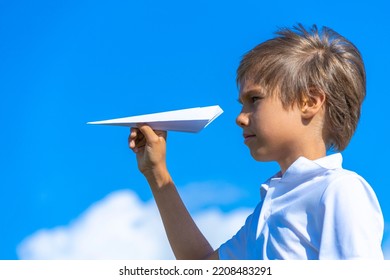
[383, 243, 390, 260]
[178, 180, 256, 211]
[17, 188, 252, 260]
[382, 223, 390, 260]
[17, 184, 390, 260]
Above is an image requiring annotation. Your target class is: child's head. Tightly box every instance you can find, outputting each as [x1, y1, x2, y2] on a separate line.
[236, 24, 366, 151]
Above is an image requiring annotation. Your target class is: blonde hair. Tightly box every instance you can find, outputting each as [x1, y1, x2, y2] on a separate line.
[237, 24, 366, 151]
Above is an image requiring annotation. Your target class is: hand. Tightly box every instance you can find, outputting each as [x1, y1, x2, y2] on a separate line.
[128, 124, 171, 187]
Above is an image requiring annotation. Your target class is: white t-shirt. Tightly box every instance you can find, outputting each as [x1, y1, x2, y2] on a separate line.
[219, 153, 384, 259]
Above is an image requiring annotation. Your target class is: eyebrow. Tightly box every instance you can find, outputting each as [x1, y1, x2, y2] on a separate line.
[237, 89, 265, 104]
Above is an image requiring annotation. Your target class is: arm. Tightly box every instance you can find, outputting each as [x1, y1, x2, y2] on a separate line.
[129, 124, 219, 260]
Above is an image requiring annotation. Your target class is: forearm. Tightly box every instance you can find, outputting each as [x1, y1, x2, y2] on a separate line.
[146, 172, 215, 260]
[129, 126, 217, 259]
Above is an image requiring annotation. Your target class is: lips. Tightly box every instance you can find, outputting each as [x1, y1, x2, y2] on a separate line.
[243, 133, 256, 142]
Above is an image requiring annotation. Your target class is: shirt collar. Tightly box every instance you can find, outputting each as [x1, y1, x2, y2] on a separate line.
[281, 152, 342, 179]
[313, 152, 343, 169]
[260, 153, 343, 199]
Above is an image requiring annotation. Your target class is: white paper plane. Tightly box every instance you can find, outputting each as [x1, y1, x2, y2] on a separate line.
[87, 105, 223, 133]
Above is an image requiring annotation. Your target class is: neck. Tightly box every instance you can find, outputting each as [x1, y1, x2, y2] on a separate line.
[277, 142, 327, 175]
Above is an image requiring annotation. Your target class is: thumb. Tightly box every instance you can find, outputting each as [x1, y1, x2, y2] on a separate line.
[137, 124, 166, 143]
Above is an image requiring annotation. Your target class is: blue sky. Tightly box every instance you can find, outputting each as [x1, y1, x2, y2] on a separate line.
[1, 0, 389, 259]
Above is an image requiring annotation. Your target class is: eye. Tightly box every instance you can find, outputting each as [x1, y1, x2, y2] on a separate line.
[251, 96, 262, 103]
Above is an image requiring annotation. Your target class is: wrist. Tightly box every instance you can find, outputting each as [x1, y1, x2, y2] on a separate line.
[143, 166, 173, 190]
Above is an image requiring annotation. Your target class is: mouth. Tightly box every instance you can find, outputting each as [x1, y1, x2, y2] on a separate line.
[243, 133, 256, 143]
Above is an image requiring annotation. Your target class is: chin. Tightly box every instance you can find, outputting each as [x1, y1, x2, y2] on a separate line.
[250, 150, 274, 162]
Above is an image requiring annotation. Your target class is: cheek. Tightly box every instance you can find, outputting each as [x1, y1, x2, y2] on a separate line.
[253, 108, 279, 130]
[253, 109, 300, 138]
[251, 116, 277, 143]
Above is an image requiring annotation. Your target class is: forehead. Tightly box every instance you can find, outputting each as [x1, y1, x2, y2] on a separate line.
[238, 80, 265, 98]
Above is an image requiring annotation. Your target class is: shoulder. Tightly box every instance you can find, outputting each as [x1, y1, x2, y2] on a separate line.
[317, 168, 384, 259]
[319, 168, 375, 202]
[318, 168, 382, 220]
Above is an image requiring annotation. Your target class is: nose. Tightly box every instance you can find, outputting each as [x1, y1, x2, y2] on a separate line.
[236, 111, 249, 128]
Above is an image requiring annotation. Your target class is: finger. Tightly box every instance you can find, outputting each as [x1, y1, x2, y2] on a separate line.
[137, 124, 168, 142]
[128, 127, 147, 151]
[135, 134, 146, 149]
[130, 139, 146, 153]
[154, 130, 168, 140]
[137, 124, 160, 143]
[128, 128, 138, 149]
[130, 127, 138, 138]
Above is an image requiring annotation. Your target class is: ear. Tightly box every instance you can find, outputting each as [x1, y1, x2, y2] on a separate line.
[300, 88, 326, 119]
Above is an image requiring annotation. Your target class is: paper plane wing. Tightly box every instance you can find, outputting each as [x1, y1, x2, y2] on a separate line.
[87, 105, 223, 133]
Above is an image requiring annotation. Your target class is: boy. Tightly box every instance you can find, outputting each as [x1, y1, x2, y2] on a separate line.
[128, 24, 384, 259]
